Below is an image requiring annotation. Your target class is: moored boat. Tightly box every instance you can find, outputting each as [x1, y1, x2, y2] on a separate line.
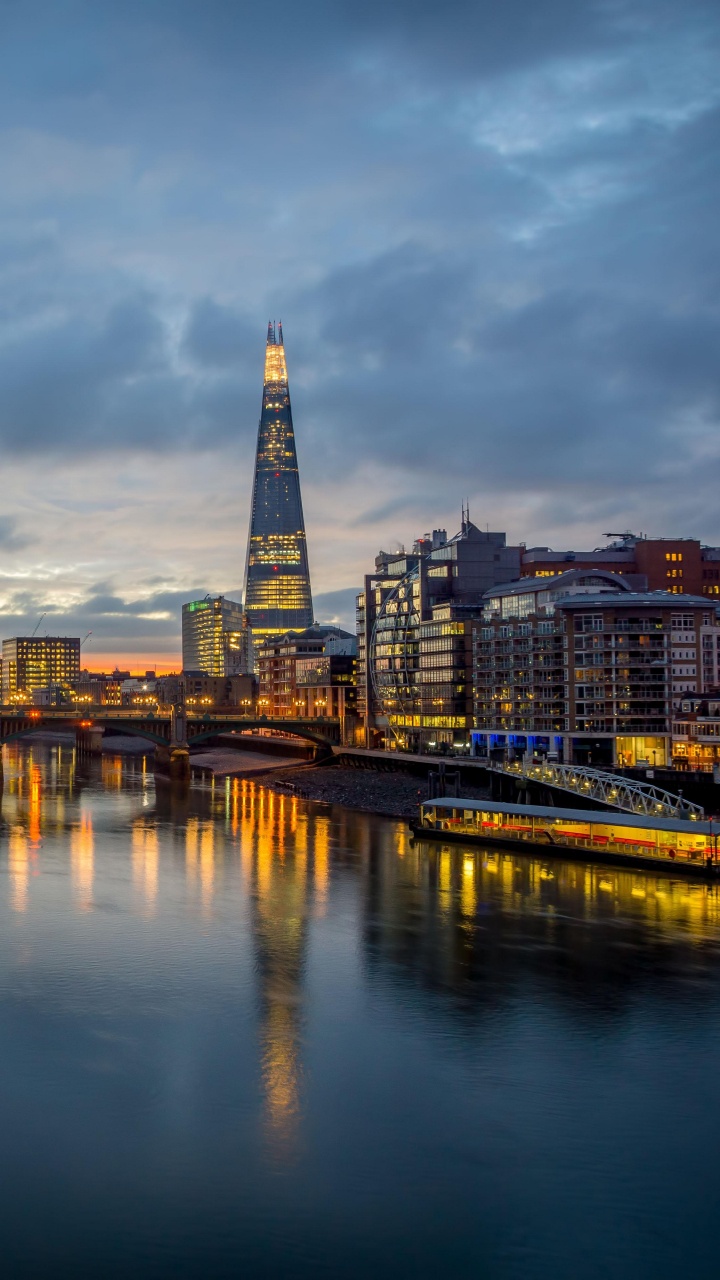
[412, 797, 719, 877]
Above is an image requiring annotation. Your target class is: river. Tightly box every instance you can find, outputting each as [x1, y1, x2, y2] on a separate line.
[2, 737, 720, 1278]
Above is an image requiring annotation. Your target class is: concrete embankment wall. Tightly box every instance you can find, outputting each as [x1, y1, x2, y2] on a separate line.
[199, 732, 316, 761]
[333, 752, 609, 811]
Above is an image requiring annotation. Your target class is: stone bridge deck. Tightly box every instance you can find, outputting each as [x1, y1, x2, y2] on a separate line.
[0, 707, 341, 750]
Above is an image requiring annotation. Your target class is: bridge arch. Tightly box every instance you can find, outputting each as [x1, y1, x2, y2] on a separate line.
[184, 720, 337, 750]
[0, 716, 170, 748]
[0, 711, 339, 753]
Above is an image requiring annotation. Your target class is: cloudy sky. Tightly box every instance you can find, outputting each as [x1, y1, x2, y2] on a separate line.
[0, 0, 717, 668]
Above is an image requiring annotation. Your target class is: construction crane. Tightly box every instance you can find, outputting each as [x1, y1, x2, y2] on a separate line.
[80, 632, 92, 648]
[30, 612, 46, 638]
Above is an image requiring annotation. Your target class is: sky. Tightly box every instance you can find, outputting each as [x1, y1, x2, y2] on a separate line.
[0, 0, 718, 669]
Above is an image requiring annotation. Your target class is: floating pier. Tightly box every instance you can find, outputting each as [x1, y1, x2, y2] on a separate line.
[414, 797, 719, 877]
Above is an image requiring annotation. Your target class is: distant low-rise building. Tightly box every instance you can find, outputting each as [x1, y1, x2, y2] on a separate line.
[155, 672, 256, 711]
[73, 669, 156, 705]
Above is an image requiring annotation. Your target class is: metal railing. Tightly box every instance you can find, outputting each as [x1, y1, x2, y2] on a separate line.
[491, 758, 704, 819]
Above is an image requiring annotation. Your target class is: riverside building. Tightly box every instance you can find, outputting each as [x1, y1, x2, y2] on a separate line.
[181, 596, 245, 676]
[471, 570, 720, 767]
[2, 636, 81, 703]
[672, 698, 720, 771]
[356, 517, 523, 751]
[243, 322, 313, 647]
[257, 626, 355, 722]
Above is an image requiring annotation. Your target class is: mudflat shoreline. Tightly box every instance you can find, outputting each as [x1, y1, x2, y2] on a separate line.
[256, 763, 491, 820]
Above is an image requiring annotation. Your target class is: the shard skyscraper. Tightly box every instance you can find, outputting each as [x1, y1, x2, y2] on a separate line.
[243, 322, 313, 644]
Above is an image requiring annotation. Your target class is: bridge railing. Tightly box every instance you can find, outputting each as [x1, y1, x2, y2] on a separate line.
[0, 706, 339, 724]
[491, 758, 704, 819]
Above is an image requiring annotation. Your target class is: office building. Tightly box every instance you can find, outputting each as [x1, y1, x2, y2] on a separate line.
[243, 321, 313, 645]
[356, 517, 523, 751]
[2, 636, 81, 702]
[181, 596, 244, 676]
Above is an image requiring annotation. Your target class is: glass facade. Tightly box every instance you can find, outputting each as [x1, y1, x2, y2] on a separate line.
[243, 322, 313, 644]
[181, 596, 245, 676]
[2, 637, 81, 700]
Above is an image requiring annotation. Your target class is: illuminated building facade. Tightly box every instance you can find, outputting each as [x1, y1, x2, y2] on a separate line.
[156, 672, 256, 711]
[243, 322, 313, 646]
[357, 519, 523, 751]
[2, 636, 80, 702]
[257, 626, 354, 721]
[294, 649, 357, 738]
[471, 570, 720, 767]
[181, 595, 244, 676]
[672, 698, 720, 770]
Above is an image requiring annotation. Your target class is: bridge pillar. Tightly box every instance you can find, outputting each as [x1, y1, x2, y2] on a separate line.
[76, 725, 104, 756]
[154, 744, 191, 782]
[155, 693, 190, 783]
[169, 747, 190, 782]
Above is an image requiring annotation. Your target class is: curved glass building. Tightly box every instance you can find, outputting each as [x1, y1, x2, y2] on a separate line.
[243, 322, 314, 643]
[370, 562, 422, 732]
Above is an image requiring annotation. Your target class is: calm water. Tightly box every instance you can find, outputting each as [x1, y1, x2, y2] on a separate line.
[2, 740, 720, 1279]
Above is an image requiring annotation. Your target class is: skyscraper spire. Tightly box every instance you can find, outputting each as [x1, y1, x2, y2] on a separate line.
[243, 322, 313, 645]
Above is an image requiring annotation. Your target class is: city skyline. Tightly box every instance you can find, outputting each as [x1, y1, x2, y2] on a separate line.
[0, 0, 717, 668]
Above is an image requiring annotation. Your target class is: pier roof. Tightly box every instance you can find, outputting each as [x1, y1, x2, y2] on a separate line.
[422, 796, 715, 835]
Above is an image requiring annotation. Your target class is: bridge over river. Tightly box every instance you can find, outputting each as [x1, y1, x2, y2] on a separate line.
[0, 706, 341, 779]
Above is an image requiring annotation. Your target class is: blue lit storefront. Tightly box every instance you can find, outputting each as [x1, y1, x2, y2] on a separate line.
[471, 732, 669, 769]
[471, 732, 564, 761]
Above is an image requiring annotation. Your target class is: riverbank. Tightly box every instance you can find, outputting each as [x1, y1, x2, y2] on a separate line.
[190, 747, 301, 777]
[258, 763, 491, 820]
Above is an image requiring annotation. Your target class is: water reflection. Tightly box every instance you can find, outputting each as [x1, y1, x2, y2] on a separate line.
[240, 784, 310, 1157]
[2, 745, 720, 1110]
[8, 826, 29, 913]
[132, 820, 159, 915]
[70, 810, 94, 912]
[2, 740, 720, 1276]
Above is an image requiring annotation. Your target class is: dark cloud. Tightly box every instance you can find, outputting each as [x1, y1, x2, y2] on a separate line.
[183, 299, 264, 371]
[313, 587, 360, 634]
[0, 0, 716, 623]
[0, 584, 211, 653]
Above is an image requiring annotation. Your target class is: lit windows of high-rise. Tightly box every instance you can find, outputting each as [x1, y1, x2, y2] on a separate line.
[243, 322, 313, 646]
[182, 596, 245, 676]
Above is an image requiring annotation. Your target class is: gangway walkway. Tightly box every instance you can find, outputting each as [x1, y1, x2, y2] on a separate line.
[492, 758, 704, 819]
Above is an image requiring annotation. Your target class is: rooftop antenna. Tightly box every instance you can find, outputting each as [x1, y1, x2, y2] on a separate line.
[30, 612, 46, 638]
